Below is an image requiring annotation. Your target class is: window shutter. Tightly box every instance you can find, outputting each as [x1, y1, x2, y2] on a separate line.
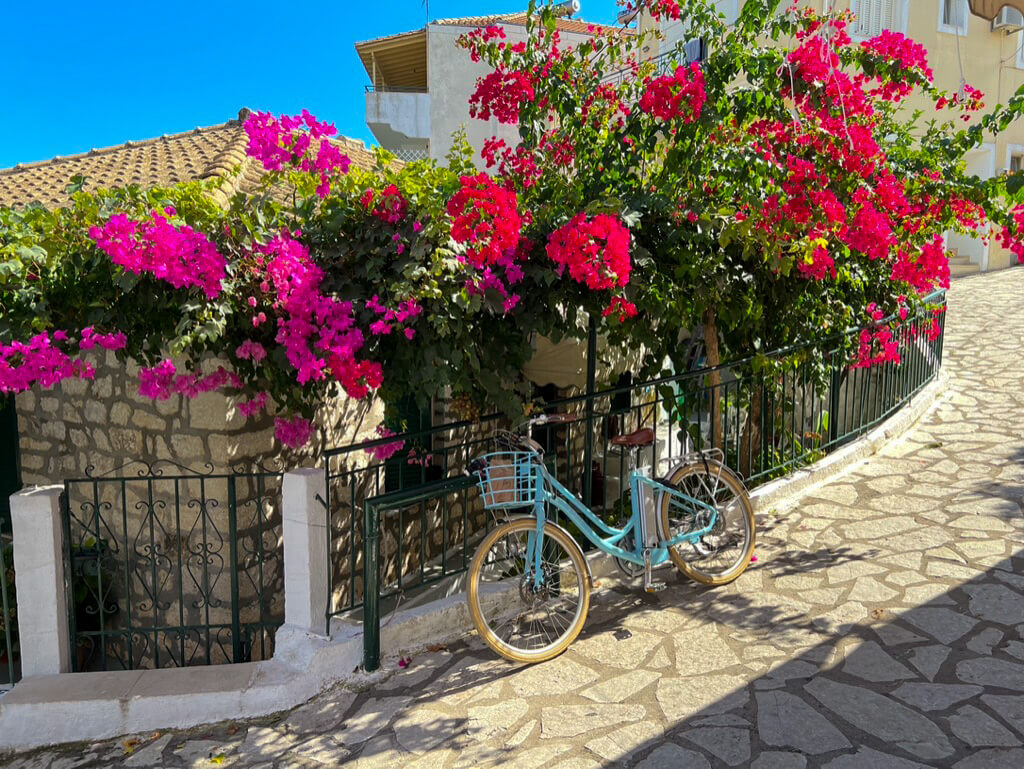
[854, 0, 897, 37]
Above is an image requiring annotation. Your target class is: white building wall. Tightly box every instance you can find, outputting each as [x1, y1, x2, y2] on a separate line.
[426, 23, 596, 164]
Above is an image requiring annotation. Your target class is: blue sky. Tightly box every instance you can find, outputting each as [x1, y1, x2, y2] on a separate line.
[1, 1, 622, 169]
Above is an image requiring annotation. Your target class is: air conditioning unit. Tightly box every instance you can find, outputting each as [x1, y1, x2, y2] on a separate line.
[992, 7, 1024, 32]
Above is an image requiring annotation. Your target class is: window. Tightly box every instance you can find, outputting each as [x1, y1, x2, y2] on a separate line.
[852, 0, 898, 38]
[939, 0, 969, 34]
[1008, 145, 1024, 174]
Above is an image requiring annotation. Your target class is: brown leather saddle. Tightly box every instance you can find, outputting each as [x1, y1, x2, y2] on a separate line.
[609, 427, 655, 448]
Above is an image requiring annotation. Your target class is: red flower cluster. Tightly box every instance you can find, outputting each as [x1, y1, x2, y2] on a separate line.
[842, 193, 897, 262]
[602, 296, 638, 322]
[796, 244, 837, 281]
[547, 213, 631, 291]
[469, 69, 536, 124]
[447, 173, 523, 268]
[997, 205, 1024, 265]
[860, 31, 933, 102]
[639, 63, 706, 124]
[643, 0, 682, 21]
[482, 138, 542, 188]
[362, 185, 409, 225]
[852, 325, 901, 369]
[890, 237, 951, 294]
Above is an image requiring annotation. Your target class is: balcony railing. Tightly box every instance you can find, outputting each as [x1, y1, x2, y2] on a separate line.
[365, 85, 429, 94]
[603, 38, 708, 86]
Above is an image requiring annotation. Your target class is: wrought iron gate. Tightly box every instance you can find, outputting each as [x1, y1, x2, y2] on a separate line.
[61, 462, 284, 671]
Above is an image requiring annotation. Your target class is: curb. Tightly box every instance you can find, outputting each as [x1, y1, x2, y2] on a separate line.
[747, 369, 951, 514]
[0, 370, 951, 752]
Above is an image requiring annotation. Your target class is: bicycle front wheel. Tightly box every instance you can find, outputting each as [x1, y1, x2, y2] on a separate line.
[660, 460, 756, 586]
[467, 518, 591, 663]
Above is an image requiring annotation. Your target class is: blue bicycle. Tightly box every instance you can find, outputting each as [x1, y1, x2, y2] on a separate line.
[468, 413, 756, 663]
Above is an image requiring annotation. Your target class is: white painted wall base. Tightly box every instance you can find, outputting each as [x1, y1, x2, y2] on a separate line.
[0, 371, 948, 754]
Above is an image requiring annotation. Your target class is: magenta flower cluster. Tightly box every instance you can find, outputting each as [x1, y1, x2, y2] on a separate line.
[364, 424, 406, 461]
[0, 327, 128, 394]
[366, 295, 422, 339]
[244, 110, 351, 198]
[274, 415, 315, 449]
[89, 208, 226, 299]
[137, 360, 242, 400]
[259, 230, 373, 391]
[0, 332, 93, 393]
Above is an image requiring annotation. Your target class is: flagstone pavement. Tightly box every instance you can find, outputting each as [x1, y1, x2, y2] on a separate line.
[7, 267, 1024, 768]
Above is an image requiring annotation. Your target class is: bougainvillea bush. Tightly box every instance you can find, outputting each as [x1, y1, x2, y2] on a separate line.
[2, 0, 1024, 450]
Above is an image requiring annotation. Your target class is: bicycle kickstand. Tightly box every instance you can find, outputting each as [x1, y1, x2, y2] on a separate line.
[642, 549, 665, 593]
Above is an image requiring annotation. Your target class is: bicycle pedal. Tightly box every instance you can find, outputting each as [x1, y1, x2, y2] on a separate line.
[644, 581, 666, 593]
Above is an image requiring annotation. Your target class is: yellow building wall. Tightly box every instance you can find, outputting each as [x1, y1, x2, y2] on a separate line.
[789, 0, 1024, 270]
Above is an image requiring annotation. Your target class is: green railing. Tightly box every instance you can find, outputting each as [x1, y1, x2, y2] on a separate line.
[61, 462, 284, 671]
[324, 293, 946, 668]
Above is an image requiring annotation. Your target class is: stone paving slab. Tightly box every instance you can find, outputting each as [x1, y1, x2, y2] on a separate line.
[3, 268, 1023, 768]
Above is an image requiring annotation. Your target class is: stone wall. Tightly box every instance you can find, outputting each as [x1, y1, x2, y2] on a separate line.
[13, 352, 386, 485]
[10, 353, 394, 669]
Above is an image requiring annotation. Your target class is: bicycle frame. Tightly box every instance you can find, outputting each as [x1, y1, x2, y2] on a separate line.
[520, 454, 719, 587]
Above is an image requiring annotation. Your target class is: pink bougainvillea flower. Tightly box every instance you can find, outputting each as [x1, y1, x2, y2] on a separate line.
[0, 331, 95, 393]
[365, 424, 406, 461]
[235, 340, 268, 362]
[274, 415, 315, 448]
[639, 62, 706, 124]
[547, 213, 632, 291]
[90, 210, 227, 299]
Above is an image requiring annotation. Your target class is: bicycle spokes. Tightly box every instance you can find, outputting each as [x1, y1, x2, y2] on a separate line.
[473, 525, 586, 655]
[663, 462, 754, 581]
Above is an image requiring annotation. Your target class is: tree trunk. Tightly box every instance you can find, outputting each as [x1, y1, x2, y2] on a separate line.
[702, 307, 724, 451]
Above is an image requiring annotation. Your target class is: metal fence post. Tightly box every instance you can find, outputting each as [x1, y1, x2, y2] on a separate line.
[828, 357, 844, 446]
[227, 475, 243, 663]
[0, 517, 16, 688]
[363, 499, 381, 672]
[583, 316, 597, 507]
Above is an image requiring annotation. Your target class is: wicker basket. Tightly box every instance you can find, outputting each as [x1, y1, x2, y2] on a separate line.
[475, 452, 539, 509]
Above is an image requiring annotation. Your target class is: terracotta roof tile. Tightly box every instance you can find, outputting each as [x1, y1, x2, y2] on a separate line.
[356, 12, 630, 49]
[0, 109, 385, 210]
[431, 12, 631, 36]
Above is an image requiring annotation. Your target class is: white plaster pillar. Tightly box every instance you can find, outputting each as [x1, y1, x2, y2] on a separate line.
[282, 469, 329, 636]
[9, 485, 71, 676]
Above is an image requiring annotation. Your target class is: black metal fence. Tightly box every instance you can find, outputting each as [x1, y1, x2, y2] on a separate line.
[324, 292, 947, 637]
[60, 463, 284, 672]
[0, 515, 17, 690]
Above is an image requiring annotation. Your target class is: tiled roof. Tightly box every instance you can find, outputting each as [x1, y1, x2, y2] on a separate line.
[0, 109, 383, 210]
[356, 11, 630, 50]
[431, 12, 632, 36]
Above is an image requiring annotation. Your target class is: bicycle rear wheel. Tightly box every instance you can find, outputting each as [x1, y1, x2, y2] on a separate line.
[660, 460, 756, 585]
[467, 517, 590, 663]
